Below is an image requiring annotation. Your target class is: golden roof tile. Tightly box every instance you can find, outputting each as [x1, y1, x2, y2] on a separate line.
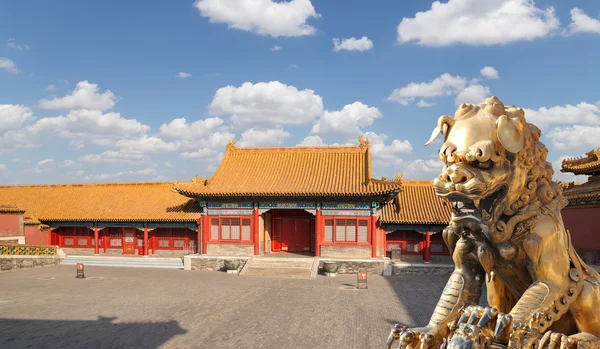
[380, 180, 451, 225]
[173, 140, 402, 198]
[561, 149, 600, 175]
[563, 175, 600, 205]
[0, 182, 200, 222]
[0, 205, 26, 214]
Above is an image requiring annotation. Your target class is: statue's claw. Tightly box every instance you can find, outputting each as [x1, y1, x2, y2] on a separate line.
[537, 332, 600, 349]
[385, 325, 442, 349]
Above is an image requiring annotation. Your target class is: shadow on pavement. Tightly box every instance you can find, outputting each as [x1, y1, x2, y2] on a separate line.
[1, 315, 187, 349]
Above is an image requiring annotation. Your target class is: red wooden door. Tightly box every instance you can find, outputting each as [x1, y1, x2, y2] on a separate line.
[281, 218, 295, 252]
[272, 218, 282, 252]
[122, 229, 136, 254]
[294, 218, 310, 252]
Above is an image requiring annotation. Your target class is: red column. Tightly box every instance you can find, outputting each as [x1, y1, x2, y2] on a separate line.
[143, 226, 149, 256]
[94, 226, 99, 255]
[315, 209, 322, 257]
[371, 215, 377, 258]
[424, 230, 431, 263]
[202, 213, 209, 255]
[253, 208, 259, 255]
[196, 218, 202, 254]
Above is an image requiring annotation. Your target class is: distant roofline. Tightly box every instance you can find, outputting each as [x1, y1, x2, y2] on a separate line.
[0, 181, 174, 189]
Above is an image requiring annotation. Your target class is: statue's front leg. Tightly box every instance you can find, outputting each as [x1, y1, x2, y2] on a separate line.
[387, 239, 484, 349]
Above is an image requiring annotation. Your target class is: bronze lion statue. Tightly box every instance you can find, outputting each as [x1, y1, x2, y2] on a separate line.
[387, 97, 600, 349]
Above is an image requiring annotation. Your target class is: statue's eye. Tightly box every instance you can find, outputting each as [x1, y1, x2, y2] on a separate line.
[477, 160, 492, 170]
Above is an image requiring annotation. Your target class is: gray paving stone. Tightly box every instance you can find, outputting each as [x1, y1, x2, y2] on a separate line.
[0, 265, 449, 349]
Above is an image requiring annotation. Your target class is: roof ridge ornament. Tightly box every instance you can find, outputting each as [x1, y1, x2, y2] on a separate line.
[358, 135, 370, 149]
[226, 140, 237, 153]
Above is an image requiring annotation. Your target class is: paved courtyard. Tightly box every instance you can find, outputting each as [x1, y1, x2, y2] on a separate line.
[0, 265, 449, 349]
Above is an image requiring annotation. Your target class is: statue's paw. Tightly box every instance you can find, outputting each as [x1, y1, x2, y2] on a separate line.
[386, 324, 440, 349]
[456, 305, 499, 331]
[539, 332, 600, 349]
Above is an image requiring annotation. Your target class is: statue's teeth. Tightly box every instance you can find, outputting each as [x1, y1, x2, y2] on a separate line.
[473, 199, 480, 209]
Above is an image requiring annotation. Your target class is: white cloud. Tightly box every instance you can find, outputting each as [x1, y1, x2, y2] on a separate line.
[177, 72, 192, 79]
[83, 168, 158, 182]
[37, 159, 54, 166]
[289, 63, 297, 69]
[68, 140, 84, 150]
[78, 151, 147, 165]
[238, 128, 290, 147]
[113, 136, 180, 154]
[397, 0, 560, 46]
[38, 81, 117, 110]
[311, 102, 381, 138]
[194, 0, 320, 37]
[0, 58, 19, 74]
[455, 85, 491, 105]
[298, 135, 325, 146]
[524, 102, 600, 131]
[159, 117, 224, 140]
[164, 161, 172, 167]
[84, 173, 111, 182]
[480, 66, 499, 79]
[364, 132, 413, 168]
[568, 8, 600, 35]
[546, 125, 600, 150]
[6, 38, 30, 51]
[209, 81, 323, 128]
[388, 73, 468, 106]
[404, 159, 444, 174]
[32, 109, 150, 142]
[416, 100, 436, 108]
[45, 84, 56, 92]
[270, 45, 282, 51]
[180, 148, 218, 159]
[332, 36, 373, 52]
[0, 105, 34, 133]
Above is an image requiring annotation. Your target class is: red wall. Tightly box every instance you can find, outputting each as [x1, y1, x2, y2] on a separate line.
[0, 213, 22, 237]
[561, 205, 600, 251]
[24, 226, 50, 245]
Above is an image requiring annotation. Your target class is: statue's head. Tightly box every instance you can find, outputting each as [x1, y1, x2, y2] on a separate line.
[426, 97, 562, 241]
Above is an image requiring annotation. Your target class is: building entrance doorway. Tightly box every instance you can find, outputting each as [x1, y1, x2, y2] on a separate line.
[271, 210, 314, 253]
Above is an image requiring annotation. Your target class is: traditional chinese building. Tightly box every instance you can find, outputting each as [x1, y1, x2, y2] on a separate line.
[0, 183, 200, 255]
[560, 148, 600, 265]
[0, 139, 453, 261]
[380, 180, 452, 262]
[173, 139, 402, 258]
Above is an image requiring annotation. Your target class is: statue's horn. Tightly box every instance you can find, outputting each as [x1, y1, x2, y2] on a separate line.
[425, 115, 454, 146]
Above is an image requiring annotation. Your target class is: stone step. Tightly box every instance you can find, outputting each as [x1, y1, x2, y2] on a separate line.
[244, 267, 311, 279]
[60, 256, 184, 269]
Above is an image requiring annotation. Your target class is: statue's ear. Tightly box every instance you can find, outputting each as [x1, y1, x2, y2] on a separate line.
[496, 115, 524, 153]
[425, 115, 454, 146]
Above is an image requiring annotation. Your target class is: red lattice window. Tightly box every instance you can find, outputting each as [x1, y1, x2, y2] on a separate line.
[323, 218, 369, 243]
[210, 217, 252, 242]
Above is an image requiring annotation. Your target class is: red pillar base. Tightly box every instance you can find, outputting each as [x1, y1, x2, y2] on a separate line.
[424, 231, 431, 263]
[93, 226, 99, 255]
[315, 209, 322, 257]
[143, 227, 149, 256]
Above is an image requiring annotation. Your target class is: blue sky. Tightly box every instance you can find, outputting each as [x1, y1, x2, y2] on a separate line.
[1, 0, 600, 184]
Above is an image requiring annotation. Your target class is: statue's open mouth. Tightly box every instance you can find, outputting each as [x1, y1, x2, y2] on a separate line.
[439, 185, 508, 222]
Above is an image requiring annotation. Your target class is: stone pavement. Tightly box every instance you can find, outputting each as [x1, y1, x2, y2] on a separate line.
[0, 265, 449, 349]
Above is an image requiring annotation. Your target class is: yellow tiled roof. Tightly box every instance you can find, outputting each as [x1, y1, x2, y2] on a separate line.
[563, 175, 600, 205]
[380, 180, 451, 225]
[0, 182, 200, 222]
[173, 140, 402, 198]
[561, 149, 600, 175]
[0, 205, 26, 214]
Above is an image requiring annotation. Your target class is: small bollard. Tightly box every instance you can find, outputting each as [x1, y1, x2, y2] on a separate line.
[357, 271, 367, 289]
[75, 263, 85, 279]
